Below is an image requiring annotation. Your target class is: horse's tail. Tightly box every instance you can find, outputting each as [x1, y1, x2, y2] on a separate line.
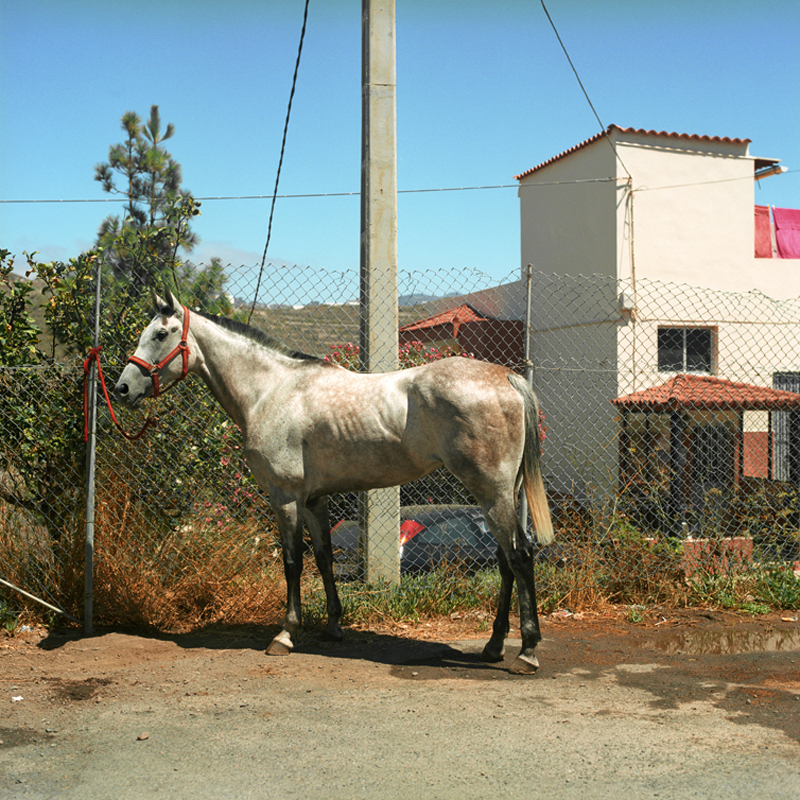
[509, 374, 554, 545]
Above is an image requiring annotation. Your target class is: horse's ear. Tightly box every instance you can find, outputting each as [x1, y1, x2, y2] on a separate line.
[166, 287, 182, 311]
[164, 282, 182, 311]
[151, 288, 177, 317]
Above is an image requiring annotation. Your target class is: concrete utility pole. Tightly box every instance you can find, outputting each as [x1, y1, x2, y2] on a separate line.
[359, 0, 400, 585]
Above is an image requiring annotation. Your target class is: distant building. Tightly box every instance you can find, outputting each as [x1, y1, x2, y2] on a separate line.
[399, 303, 523, 370]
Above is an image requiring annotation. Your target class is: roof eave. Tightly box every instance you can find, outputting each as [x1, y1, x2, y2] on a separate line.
[516, 125, 754, 182]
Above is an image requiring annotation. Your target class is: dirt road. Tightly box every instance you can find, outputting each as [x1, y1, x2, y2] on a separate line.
[2, 610, 799, 799]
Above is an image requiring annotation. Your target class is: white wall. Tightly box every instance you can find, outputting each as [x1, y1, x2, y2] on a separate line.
[518, 138, 620, 281]
[615, 135, 800, 298]
[520, 128, 800, 299]
[623, 278, 800, 394]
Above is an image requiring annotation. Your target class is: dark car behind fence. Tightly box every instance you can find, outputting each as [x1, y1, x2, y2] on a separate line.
[332, 505, 497, 579]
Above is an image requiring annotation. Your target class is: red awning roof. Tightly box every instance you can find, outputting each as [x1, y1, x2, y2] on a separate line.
[399, 304, 490, 333]
[613, 374, 800, 412]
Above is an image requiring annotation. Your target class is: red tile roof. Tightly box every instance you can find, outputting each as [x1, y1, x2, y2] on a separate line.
[613, 374, 800, 412]
[399, 303, 490, 333]
[514, 125, 751, 181]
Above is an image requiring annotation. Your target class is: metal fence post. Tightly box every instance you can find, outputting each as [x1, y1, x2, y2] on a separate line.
[83, 258, 102, 634]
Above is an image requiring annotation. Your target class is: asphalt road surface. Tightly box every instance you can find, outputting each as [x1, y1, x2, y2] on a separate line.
[2, 610, 799, 799]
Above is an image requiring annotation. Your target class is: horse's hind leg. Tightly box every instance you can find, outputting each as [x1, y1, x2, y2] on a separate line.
[506, 530, 542, 674]
[304, 497, 344, 642]
[481, 546, 513, 663]
[482, 502, 543, 674]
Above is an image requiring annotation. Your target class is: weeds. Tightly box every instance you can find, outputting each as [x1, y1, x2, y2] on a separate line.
[753, 565, 800, 610]
[0, 601, 21, 635]
[303, 568, 501, 628]
[686, 572, 746, 610]
[683, 562, 800, 614]
[625, 605, 646, 624]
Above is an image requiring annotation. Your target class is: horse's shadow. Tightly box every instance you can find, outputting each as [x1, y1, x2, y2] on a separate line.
[299, 629, 523, 681]
[38, 623, 521, 681]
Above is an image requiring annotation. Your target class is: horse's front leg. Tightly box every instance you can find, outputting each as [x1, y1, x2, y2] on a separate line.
[304, 496, 343, 642]
[267, 493, 305, 656]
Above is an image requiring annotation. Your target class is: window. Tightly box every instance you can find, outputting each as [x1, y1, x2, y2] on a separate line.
[657, 327, 713, 372]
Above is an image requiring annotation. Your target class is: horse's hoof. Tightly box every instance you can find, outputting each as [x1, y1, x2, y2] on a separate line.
[509, 653, 539, 674]
[266, 630, 294, 656]
[322, 625, 344, 642]
[480, 644, 505, 663]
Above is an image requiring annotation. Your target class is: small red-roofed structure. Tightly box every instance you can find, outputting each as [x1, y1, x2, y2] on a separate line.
[613, 374, 800, 539]
[399, 303, 524, 370]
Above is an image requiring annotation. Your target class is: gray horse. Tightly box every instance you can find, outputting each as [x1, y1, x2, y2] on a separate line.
[114, 291, 554, 674]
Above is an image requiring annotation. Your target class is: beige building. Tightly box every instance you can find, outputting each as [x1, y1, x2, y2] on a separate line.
[512, 125, 799, 519]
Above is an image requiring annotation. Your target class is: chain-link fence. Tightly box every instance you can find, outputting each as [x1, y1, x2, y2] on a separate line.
[2, 263, 800, 630]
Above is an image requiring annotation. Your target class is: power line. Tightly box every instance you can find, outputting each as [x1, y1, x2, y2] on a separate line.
[0, 178, 632, 205]
[250, 0, 309, 323]
[5, 170, 795, 206]
[539, 0, 631, 180]
[0, 184, 547, 204]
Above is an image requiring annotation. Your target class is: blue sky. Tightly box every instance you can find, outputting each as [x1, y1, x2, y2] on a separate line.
[2, 0, 798, 288]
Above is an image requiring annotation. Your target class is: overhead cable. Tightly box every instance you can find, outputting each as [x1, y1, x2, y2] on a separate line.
[4, 170, 791, 206]
[539, 0, 631, 180]
[249, 0, 310, 323]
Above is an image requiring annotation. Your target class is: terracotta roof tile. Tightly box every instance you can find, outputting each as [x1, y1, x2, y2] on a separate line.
[399, 303, 490, 333]
[514, 125, 751, 181]
[613, 374, 800, 411]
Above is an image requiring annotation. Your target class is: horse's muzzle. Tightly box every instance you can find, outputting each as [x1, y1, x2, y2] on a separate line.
[114, 383, 143, 408]
[114, 369, 148, 408]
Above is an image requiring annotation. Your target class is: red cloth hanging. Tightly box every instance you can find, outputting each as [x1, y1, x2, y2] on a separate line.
[754, 205, 772, 258]
[773, 206, 800, 259]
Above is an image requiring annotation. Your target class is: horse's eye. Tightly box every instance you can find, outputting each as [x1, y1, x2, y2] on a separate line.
[156, 329, 169, 342]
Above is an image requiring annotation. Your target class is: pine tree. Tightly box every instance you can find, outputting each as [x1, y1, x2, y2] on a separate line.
[94, 106, 199, 290]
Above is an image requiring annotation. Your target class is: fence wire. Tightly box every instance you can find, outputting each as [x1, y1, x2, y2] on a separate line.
[2, 264, 799, 629]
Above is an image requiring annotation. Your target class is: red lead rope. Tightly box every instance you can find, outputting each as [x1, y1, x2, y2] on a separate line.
[83, 346, 158, 442]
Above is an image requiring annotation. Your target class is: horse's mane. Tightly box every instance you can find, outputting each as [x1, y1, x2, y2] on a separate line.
[195, 309, 324, 364]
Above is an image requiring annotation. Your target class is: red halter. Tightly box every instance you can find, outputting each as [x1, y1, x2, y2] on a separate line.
[127, 306, 191, 398]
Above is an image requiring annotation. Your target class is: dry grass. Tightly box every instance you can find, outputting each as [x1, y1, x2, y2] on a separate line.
[90, 468, 288, 631]
[0, 498, 83, 622]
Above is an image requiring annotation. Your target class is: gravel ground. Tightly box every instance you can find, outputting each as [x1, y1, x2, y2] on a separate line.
[2, 610, 799, 799]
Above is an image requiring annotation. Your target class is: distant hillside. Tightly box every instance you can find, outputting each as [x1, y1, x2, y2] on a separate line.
[249, 299, 444, 358]
[5, 270, 453, 363]
[398, 293, 439, 306]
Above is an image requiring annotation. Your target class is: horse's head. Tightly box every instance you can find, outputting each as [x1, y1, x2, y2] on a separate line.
[114, 289, 191, 408]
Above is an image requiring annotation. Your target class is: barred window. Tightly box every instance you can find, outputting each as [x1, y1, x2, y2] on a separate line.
[773, 372, 800, 483]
